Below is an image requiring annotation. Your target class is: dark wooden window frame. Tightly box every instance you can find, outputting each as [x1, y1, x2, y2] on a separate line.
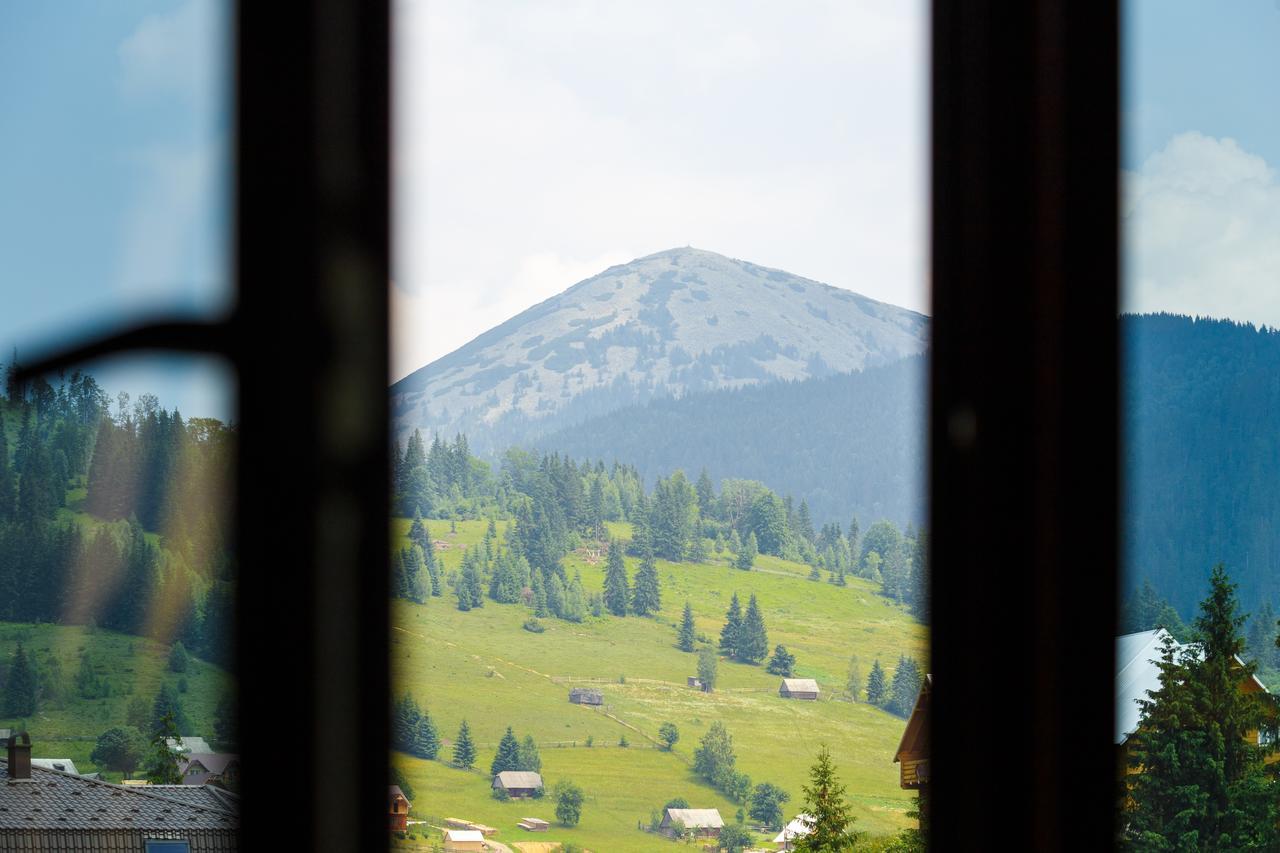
[18, 0, 1118, 848]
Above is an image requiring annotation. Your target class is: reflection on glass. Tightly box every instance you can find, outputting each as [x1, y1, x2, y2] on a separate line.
[391, 2, 929, 849]
[1117, 0, 1280, 843]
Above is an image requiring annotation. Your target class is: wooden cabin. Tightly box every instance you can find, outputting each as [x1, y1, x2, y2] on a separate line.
[442, 828, 485, 851]
[569, 687, 603, 706]
[492, 770, 543, 798]
[687, 676, 704, 690]
[388, 785, 411, 831]
[894, 673, 931, 795]
[779, 678, 820, 700]
[659, 807, 724, 839]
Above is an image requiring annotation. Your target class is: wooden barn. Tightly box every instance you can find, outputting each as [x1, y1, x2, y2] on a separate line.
[894, 673, 932, 802]
[492, 770, 544, 798]
[569, 687, 603, 705]
[779, 678, 820, 700]
[389, 785, 411, 831]
[659, 807, 724, 839]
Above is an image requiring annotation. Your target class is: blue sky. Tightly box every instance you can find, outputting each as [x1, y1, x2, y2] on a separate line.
[2, 1, 1277, 414]
[0, 1, 232, 418]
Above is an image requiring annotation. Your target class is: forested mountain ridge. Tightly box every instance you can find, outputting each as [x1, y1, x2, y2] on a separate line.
[535, 356, 926, 529]
[391, 247, 929, 455]
[1123, 313, 1280, 619]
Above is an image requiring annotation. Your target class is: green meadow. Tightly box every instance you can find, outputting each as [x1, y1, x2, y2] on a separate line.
[0, 622, 231, 779]
[391, 518, 928, 850]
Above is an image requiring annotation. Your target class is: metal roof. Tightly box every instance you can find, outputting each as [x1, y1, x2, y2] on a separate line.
[664, 808, 724, 828]
[493, 771, 543, 789]
[0, 759, 239, 832]
[781, 678, 820, 693]
[773, 813, 814, 843]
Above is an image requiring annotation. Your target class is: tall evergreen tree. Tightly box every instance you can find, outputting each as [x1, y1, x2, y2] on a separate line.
[0, 422, 15, 520]
[631, 547, 661, 616]
[888, 656, 922, 717]
[517, 735, 542, 773]
[150, 682, 190, 736]
[793, 745, 860, 851]
[415, 709, 440, 760]
[736, 531, 757, 571]
[866, 659, 887, 706]
[603, 538, 630, 616]
[697, 646, 719, 692]
[766, 645, 796, 677]
[737, 594, 769, 664]
[491, 726, 522, 775]
[452, 720, 477, 769]
[719, 593, 743, 658]
[3, 642, 36, 716]
[678, 601, 697, 652]
[143, 712, 184, 785]
[846, 516, 860, 560]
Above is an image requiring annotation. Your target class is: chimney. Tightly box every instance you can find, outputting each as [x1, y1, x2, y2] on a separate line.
[6, 731, 31, 781]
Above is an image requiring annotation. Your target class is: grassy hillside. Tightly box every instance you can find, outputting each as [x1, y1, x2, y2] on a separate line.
[391, 518, 928, 851]
[0, 622, 231, 779]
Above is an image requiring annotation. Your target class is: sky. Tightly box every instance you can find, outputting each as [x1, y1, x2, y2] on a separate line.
[2, 1, 1278, 409]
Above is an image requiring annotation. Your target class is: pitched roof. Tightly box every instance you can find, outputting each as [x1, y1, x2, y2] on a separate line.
[773, 813, 814, 843]
[389, 785, 409, 804]
[0, 759, 238, 832]
[493, 771, 543, 789]
[664, 808, 724, 828]
[30, 759, 78, 775]
[444, 829, 484, 841]
[179, 753, 239, 776]
[166, 736, 213, 754]
[781, 678, 820, 693]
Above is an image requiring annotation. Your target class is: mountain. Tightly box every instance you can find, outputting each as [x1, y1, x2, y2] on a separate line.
[535, 356, 927, 529]
[1123, 313, 1280, 619]
[391, 247, 929, 454]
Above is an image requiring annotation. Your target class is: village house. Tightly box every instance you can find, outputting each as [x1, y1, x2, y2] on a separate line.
[0, 732, 239, 851]
[894, 672, 932, 819]
[179, 752, 241, 787]
[492, 770, 544, 798]
[773, 813, 815, 850]
[568, 687, 603, 706]
[389, 784, 411, 831]
[778, 678, 820, 700]
[443, 828, 486, 851]
[659, 807, 724, 840]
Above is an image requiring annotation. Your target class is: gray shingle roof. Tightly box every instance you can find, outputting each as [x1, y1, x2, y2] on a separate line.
[664, 808, 724, 828]
[0, 759, 239, 831]
[781, 678, 820, 693]
[492, 771, 543, 789]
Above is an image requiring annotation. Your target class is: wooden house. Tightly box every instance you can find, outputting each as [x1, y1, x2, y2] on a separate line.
[388, 785, 411, 831]
[443, 828, 485, 851]
[569, 687, 603, 705]
[492, 770, 544, 798]
[179, 752, 241, 787]
[659, 807, 724, 839]
[894, 673, 931, 793]
[779, 678, 820, 700]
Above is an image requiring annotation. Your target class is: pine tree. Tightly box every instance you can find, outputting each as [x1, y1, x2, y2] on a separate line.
[491, 727, 522, 775]
[866, 660, 887, 706]
[797, 500, 814, 543]
[452, 720, 477, 768]
[697, 646, 719, 692]
[719, 593, 743, 658]
[517, 735, 542, 772]
[631, 548, 661, 616]
[793, 745, 860, 851]
[415, 709, 440, 760]
[736, 531, 757, 571]
[846, 517, 860, 561]
[888, 656, 922, 717]
[766, 645, 796, 677]
[603, 538, 630, 616]
[0, 423, 15, 520]
[150, 682, 190, 736]
[678, 601, 697, 652]
[143, 711, 184, 785]
[737, 594, 769, 664]
[3, 642, 37, 716]
[845, 656, 862, 702]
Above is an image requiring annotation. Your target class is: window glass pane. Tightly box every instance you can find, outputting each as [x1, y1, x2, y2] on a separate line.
[0, 2, 238, 845]
[392, 2, 929, 849]
[1118, 0, 1280, 839]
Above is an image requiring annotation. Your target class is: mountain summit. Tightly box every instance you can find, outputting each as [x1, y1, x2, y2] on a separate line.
[391, 247, 928, 453]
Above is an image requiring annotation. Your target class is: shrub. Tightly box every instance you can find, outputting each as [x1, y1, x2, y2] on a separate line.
[492, 786, 511, 801]
[619, 734, 629, 747]
[523, 618, 545, 634]
[168, 642, 189, 673]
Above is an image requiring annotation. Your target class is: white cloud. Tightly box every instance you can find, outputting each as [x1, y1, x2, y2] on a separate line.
[1124, 132, 1280, 326]
[392, 0, 927, 380]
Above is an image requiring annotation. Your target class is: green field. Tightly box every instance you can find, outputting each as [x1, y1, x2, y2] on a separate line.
[391, 518, 928, 851]
[0, 622, 231, 779]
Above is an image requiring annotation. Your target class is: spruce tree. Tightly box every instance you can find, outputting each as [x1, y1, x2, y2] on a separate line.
[767, 645, 796, 677]
[793, 745, 860, 851]
[150, 682, 191, 736]
[888, 656, 922, 717]
[517, 735, 542, 772]
[866, 659, 887, 706]
[737, 594, 768, 664]
[143, 712, 184, 785]
[4, 642, 36, 717]
[678, 601, 697, 652]
[393, 693, 422, 752]
[631, 548, 661, 616]
[719, 593, 743, 658]
[603, 538, 630, 616]
[736, 531, 757, 571]
[491, 727, 521, 775]
[415, 709, 440, 760]
[0, 424, 14, 520]
[452, 720, 477, 768]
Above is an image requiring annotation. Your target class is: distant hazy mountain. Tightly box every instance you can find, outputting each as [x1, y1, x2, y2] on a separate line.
[536, 356, 928, 529]
[391, 247, 929, 454]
